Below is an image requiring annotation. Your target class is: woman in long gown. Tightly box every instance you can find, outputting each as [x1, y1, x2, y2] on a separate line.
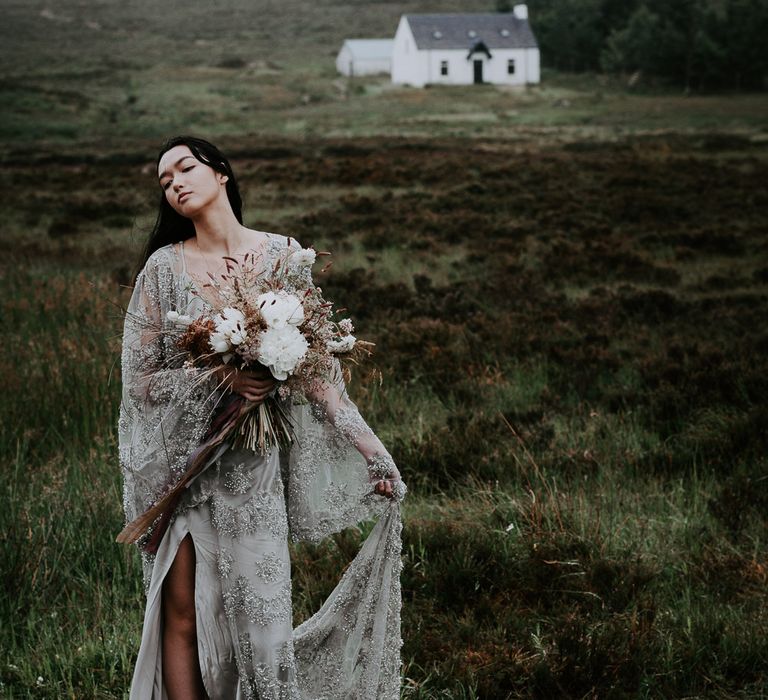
[118, 135, 407, 699]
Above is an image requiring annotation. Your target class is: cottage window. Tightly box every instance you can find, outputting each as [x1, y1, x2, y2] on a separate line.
[440, 60, 448, 76]
[507, 59, 516, 75]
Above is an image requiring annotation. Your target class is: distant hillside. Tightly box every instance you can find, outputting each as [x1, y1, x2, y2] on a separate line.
[0, 0, 494, 75]
[3, 0, 767, 147]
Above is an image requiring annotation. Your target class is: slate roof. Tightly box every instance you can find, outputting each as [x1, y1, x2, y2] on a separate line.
[343, 39, 394, 60]
[404, 13, 538, 51]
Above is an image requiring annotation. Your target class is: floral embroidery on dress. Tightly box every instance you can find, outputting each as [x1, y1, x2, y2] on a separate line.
[253, 551, 284, 584]
[217, 547, 234, 579]
[368, 452, 398, 479]
[210, 491, 289, 541]
[223, 577, 293, 627]
[224, 461, 252, 494]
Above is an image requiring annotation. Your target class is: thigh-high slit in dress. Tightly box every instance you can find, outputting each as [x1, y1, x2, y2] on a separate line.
[118, 234, 406, 699]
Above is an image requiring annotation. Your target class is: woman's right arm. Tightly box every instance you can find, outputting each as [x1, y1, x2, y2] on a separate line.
[119, 254, 220, 520]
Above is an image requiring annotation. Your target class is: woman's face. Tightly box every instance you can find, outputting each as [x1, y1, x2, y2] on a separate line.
[157, 144, 229, 218]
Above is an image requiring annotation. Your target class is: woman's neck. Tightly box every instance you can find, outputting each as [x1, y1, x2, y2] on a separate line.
[189, 201, 254, 256]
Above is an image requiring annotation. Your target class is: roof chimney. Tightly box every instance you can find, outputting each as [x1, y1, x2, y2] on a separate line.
[513, 4, 528, 20]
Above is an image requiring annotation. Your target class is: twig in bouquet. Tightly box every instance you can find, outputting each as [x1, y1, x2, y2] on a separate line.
[236, 398, 298, 454]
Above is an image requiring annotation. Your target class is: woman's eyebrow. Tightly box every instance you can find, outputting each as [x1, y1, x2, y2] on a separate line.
[158, 156, 194, 180]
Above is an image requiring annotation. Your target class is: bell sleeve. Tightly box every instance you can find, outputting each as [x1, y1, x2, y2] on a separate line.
[281, 249, 407, 543]
[117, 249, 220, 582]
[282, 243, 407, 698]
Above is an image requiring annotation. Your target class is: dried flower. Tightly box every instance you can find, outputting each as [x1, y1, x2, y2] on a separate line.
[291, 247, 316, 267]
[210, 307, 248, 352]
[166, 309, 193, 326]
[327, 334, 356, 353]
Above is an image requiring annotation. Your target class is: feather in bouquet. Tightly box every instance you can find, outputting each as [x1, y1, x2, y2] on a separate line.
[116, 240, 372, 552]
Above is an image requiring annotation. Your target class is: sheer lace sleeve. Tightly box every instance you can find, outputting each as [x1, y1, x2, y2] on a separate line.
[306, 359, 403, 489]
[280, 238, 407, 543]
[118, 249, 220, 550]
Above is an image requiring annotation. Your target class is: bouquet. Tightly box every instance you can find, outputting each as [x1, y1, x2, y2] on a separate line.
[117, 240, 372, 552]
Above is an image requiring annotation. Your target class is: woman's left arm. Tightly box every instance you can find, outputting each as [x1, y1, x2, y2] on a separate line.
[306, 361, 405, 501]
[284, 236, 406, 500]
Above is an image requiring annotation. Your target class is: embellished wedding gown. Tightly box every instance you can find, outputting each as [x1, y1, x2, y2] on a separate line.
[118, 233, 406, 699]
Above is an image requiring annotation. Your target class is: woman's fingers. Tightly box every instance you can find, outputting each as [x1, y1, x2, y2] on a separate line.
[242, 389, 273, 403]
[241, 367, 273, 381]
[244, 377, 276, 391]
[235, 375, 276, 401]
[375, 479, 394, 498]
[222, 365, 278, 403]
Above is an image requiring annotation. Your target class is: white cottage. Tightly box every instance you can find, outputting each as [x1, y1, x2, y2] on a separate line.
[391, 6, 540, 87]
[336, 39, 394, 77]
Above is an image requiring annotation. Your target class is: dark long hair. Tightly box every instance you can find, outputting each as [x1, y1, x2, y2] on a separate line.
[133, 136, 244, 284]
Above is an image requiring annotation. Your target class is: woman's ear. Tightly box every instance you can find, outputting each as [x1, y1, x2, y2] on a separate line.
[219, 174, 229, 184]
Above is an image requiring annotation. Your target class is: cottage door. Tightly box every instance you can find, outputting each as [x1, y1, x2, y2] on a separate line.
[473, 60, 483, 84]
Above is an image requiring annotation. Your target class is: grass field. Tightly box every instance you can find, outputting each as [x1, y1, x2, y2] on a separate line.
[2, 1, 768, 698]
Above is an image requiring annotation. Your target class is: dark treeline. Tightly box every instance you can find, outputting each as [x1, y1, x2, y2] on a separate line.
[497, 0, 768, 90]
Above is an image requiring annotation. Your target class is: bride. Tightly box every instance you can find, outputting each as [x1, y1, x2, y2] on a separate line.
[118, 135, 407, 699]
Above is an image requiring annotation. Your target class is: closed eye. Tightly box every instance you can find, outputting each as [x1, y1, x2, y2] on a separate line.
[161, 165, 194, 190]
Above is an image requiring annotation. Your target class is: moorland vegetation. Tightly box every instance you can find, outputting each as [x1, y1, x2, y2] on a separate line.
[2, 1, 767, 697]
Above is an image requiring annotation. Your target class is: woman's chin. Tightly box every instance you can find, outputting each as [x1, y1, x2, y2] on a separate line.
[176, 201, 200, 218]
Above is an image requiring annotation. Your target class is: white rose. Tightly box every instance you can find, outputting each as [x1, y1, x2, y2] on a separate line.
[257, 291, 305, 329]
[256, 325, 309, 380]
[327, 334, 356, 353]
[166, 310, 180, 322]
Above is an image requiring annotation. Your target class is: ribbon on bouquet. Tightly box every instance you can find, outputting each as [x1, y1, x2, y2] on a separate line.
[115, 393, 247, 554]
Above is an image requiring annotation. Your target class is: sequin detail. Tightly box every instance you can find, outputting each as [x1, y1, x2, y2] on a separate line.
[368, 451, 397, 479]
[210, 491, 289, 541]
[217, 547, 234, 579]
[333, 403, 372, 443]
[253, 551, 284, 583]
[223, 576, 292, 626]
[224, 461, 251, 494]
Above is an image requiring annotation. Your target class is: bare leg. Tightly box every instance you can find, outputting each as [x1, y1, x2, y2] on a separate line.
[162, 533, 208, 700]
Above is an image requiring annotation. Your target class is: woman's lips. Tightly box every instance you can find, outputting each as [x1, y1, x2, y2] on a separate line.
[178, 192, 192, 203]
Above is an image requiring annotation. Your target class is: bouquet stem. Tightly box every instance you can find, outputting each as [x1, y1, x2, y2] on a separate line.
[234, 398, 297, 454]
